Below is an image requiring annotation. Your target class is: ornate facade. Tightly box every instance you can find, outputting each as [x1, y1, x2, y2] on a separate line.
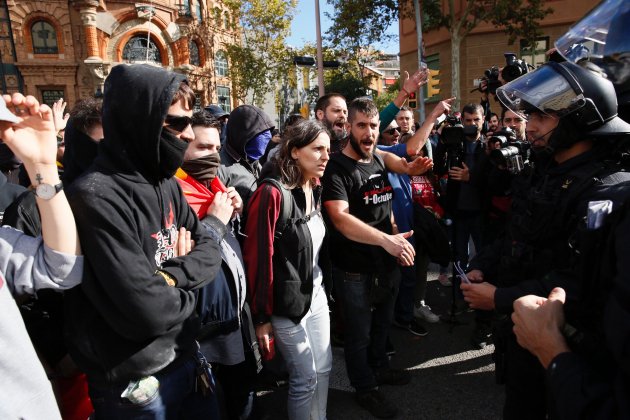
[2, 0, 238, 110]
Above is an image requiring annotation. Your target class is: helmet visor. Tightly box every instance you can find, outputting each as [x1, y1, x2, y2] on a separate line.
[555, 0, 630, 84]
[496, 64, 585, 118]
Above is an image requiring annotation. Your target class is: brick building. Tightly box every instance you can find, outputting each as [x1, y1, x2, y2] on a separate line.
[1, 0, 238, 111]
[399, 0, 599, 117]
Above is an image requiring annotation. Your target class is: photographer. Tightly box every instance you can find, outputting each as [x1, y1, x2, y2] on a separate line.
[501, 109, 526, 142]
[434, 103, 486, 289]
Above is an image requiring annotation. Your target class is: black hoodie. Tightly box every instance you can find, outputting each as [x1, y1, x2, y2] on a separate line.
[65, 64, 221, 385]
[218, 104, 274, 206]
[62, 119, 100, 186]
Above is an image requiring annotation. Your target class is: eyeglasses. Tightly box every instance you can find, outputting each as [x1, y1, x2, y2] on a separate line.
[164, 115, 193, 133]
[384, 127, 400, 135]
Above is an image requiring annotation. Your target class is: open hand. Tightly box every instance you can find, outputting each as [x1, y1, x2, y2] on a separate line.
[0, 94, 57, 169]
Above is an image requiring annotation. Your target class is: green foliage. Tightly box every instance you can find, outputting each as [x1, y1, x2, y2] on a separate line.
[326, 0, 553, 51]
[324, 71, 372, 102]
[222, 0, 297, 105]
[373, 88, 398, 112]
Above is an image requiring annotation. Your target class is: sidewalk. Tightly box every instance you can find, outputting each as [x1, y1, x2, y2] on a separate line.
[257, 269, 504, 419]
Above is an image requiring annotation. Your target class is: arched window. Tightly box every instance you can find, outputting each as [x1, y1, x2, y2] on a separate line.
[215, 51, 228, 77]
[122, 36, 162, 63]
[31, 20, 58, 54]
[224, 12, 230, 30]
[189, 40, 200, 66]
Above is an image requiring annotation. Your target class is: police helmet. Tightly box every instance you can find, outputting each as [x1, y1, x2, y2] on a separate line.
[554, 0, 630, 86]
[497, 61, 630, 139]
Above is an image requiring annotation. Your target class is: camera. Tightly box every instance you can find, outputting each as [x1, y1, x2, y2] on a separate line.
[502, 53, 529, 82]
[488, 127, 531, 174]
[477, 53, 530, 94]
[441, 114, 479, 169]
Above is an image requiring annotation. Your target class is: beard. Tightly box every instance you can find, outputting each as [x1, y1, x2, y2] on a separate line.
[349, 132, 373, 160]
[325, 118, 347, 142]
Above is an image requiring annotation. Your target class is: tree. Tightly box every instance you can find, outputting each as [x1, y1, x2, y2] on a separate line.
[223, 0, 297, 106]
[326, 0, 553, 109]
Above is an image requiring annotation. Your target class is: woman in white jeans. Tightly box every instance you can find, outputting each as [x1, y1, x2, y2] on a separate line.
[244, 119, 332, 420]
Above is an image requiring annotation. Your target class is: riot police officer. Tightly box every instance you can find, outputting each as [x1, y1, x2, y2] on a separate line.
[511, 1, 630, 418]
[461, 58, 630, 419]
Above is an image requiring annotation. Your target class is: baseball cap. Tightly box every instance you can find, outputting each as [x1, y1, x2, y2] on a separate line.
[204, 104, 229, 119]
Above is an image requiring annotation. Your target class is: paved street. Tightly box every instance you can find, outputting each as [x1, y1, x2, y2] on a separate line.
[257, 267, 505, 419]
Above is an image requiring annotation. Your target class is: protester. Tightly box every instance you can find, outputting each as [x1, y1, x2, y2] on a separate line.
[0, 93, 83, 420]
[176, 110, 263, 420]
[322, 98, 430, 418]
[65, 64, 223, 418]
[244, 119, 332, 420]
[218, 104, 275, 206]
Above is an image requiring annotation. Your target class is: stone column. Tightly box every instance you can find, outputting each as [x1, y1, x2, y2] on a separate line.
[77, 1, 109, 95]
[79, 1, 100, 60]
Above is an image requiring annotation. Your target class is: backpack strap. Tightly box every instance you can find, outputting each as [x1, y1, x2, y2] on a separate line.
[259, 178, 293, 239]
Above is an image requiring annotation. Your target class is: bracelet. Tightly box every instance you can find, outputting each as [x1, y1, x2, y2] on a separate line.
[156, 270, 177, 287]
[401, 87, 410, 97]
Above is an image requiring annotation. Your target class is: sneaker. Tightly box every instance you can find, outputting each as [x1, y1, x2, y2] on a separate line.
[438, 273, 452, 286]
[375, 367, 411, 386]
[471, 324, 493, 349]
[385, 339, 396, 357]
[393, 318, 428, 337]
[414, 302, 440, 323]
[355, 389, 398, 418]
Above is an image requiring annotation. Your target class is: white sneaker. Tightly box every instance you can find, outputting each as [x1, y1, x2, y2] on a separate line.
[414, 303, 440, 323]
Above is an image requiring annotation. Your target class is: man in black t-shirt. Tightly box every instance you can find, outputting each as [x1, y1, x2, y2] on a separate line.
[322, 98, 416, 419]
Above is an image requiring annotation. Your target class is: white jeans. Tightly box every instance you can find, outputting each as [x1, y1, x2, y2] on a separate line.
[271, 285, 332, 420]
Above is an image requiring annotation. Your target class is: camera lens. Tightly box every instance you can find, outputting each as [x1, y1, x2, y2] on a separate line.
[501, 65, 523, 82]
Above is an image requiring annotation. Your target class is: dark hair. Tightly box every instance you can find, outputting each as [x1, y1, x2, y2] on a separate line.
[276, 119, 330, 187]
[398, 106, 413, 113]
[283, 113, 305, 130]
[70, 97, 103, 135]
[191, 110, 221, 130]
[315, 93, 346, 114]
[488, 112, 499, 121]
[348, 97, 378, 122]
[462, 103, 484, 116]
[171, 81, 196, 109]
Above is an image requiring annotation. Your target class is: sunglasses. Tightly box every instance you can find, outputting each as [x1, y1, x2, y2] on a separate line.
[164, 115, 193, 133]
[385, 127, 400, 135]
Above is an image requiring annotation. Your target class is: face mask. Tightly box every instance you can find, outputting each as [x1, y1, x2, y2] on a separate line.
[245, 130, 272, 161]
[181, 153, 221, 185]
[159, 129, 189, 178]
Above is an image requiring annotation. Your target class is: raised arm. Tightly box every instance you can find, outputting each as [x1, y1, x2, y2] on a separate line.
[0, 93, 80, 255]
[379, 68, 429, 132]
[404, 98, 455, 156]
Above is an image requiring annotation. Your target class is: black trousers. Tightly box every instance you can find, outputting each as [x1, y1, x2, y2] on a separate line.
[502, 332, 548, 420]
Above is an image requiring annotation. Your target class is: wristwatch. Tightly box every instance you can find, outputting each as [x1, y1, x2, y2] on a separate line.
[31, 181, 64, 200]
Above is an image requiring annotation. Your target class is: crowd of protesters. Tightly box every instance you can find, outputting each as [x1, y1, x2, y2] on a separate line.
[1, 2, 630, 419]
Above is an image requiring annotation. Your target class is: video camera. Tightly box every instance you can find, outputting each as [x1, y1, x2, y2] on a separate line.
[474, 53, 531, 95]
[488, 127, 531, 174]
[440, 114, 479, 169]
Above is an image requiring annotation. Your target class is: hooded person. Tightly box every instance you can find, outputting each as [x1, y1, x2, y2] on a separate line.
[217, 104, 275, 206]
[64, 64, 223, 418]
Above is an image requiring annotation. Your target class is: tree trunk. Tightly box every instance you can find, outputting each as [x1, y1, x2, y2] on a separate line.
[451, 31, 461, 111]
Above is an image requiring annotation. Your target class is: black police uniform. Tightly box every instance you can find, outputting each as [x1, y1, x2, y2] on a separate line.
[469, 144, 630, 419]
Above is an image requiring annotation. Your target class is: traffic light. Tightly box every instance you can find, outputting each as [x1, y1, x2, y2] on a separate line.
[408, 91, 417, 109]
[427, 68, 440, 98]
